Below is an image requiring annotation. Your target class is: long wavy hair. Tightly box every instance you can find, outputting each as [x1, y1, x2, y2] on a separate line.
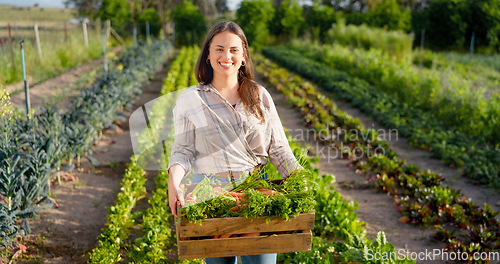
[195, 21, 264, 124]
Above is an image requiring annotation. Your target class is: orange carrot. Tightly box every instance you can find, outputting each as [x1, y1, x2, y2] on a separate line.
[239, 232, 260, 237]
[256, 188, 283, 196]
[219, 234, 231, 238]
[213, 235, 221, 239]
[227, 192, 245, 198]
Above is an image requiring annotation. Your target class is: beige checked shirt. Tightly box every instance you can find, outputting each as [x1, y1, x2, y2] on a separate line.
[168, 83, 300, 179]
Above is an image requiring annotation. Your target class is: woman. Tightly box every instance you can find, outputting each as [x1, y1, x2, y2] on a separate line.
[167, 21, 301, 264]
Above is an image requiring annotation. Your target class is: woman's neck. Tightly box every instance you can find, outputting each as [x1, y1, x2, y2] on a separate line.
[211, 76, 239, 92]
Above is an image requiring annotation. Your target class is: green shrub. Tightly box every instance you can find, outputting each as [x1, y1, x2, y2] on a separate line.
[136, 8, 161, 37]
[326, 20, 413, 59]
[172, 0, 207, 47]
[366, 0, 411, 32]
[304, 2, 337, 42]
[270, 0, 305, 39]
[236, 0, 274, 50]
[96, 0, 132, 36]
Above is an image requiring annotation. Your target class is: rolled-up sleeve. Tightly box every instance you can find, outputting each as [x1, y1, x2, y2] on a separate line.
[168, 101, 195, 173]
[264, 90, 302, 178]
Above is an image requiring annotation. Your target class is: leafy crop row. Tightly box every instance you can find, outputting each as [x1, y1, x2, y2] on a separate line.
[262, 45, 500, 188]
[287, 40, 500, 147]
[88, 159, 147, 263]
[0, 39, 172, 249]
[89, 46, 201, 263]
[255, 53, 499, 262]
[129, 46, 199, 263]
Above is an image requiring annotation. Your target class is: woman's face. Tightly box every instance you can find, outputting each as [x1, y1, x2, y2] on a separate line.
[207, 31, 245, 81]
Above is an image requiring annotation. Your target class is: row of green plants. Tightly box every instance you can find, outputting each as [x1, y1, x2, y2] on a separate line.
[279, 147, 414, 264]
[287, 39, 500, 147]
[88, 159, 147, 263]
[0, 28, 103, 86]
[254, 53, 499, 262]
[129, 46, 199, 263]
[262, 45, 500, 188]
[0, 39, 172, 250]
[89, 45, 199, 263]
[326, 21, 413, 59]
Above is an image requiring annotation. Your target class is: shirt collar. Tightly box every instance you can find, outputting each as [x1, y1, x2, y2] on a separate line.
[196, 83, 213, 92]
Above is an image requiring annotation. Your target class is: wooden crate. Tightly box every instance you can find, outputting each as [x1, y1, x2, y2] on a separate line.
[176, 213, 315, 260]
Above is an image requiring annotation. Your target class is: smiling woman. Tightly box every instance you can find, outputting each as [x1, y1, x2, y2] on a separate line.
[167, 21, 303, 264]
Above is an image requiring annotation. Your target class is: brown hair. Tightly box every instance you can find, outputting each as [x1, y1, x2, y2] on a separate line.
[195, 21, 265, 124]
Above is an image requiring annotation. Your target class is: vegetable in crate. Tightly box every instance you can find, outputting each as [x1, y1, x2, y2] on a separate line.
[178, 168, 316, 222]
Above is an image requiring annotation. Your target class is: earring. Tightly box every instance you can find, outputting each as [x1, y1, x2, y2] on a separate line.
[241, 60, 246, 66]
[206, 58, 210, 64]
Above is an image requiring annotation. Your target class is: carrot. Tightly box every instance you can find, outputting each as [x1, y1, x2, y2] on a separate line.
[213, 235, 221, 239]
[227, 192, 245, 198]
[256, 188, 283, 196]
[219, 234, 231, 238]
[239, 232, 260, 237]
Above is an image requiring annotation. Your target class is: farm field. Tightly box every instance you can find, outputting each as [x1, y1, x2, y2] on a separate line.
[0, 4, 104, 87]
[2, 44, 497, 263]
[1, 1, 500, 263]
[0, 5, 74, 25]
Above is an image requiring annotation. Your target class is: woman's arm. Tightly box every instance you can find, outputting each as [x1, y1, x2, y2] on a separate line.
[167, 96, 196, 216]
[263, 89, 303, 179]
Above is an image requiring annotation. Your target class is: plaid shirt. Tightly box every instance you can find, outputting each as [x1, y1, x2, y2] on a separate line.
[168, 83, 300, 179]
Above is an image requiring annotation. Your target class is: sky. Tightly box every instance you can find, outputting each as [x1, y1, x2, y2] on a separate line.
[0, 0, 242, 10]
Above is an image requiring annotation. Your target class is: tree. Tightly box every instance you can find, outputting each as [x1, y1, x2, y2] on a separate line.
[172, 0, 207, 46]
[96, 0, 132, 35]
[412, 0, 467, 50]
[462, 0, 500, 51]
[215, 0, 229, 14]
[136, 8, 161, 37]
[270, 0, 305, 38]
[305, 1, 337, 42]
[64, 0, 102, 18]
[236, 0, 274, 50]
[367, 0, 411, 31]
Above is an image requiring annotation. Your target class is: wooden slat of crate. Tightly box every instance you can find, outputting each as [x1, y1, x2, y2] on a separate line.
[177, 213, 315, 238]
[177, 231, 312, 260]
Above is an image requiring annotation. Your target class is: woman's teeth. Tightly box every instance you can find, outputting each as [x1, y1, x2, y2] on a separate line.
[219, 62, 233, 67]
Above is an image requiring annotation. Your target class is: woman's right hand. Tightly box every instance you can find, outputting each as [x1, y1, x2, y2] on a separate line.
[168, 164, 186, 217]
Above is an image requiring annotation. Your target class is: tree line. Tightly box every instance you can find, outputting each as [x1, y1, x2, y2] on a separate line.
[65, 0, 500, 52]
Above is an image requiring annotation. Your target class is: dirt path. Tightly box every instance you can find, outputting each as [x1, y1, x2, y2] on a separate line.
[15, 62, 168, 264]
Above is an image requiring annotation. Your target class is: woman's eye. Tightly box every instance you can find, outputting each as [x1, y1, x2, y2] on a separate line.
[216, 48, 223, 51]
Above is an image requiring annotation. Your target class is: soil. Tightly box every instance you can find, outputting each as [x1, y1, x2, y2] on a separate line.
[7, 57, 499, 264]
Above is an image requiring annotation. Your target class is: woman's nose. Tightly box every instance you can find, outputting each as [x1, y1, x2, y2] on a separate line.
[223, 50, 231, 60]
